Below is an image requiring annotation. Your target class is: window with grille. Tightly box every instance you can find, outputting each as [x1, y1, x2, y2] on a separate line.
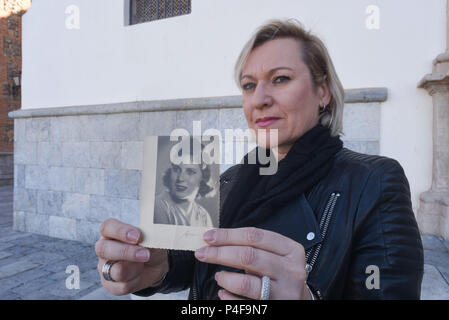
[128, 0, 191, 25]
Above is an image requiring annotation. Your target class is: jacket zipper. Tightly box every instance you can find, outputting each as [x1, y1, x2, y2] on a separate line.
[192, 264, 198, 300]
[305, 192, 340, 300]
[193, 286, 198, 300]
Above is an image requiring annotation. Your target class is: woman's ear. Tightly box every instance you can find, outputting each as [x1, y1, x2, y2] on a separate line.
[318, 79, 331, 106]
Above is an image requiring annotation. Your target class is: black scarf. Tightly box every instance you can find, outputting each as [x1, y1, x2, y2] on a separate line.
[220, 124, 343, 229]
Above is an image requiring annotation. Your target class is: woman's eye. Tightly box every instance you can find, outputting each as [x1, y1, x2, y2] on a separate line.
[187, 169, 197, 175]
[242, 82, 256, 91]
[172, 166, 181, 173]
[273, 76, 290, 84]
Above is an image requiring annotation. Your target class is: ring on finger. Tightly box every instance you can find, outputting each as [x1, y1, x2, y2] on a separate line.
[259, 275, 270, 300]
[102, 260, 118, 282]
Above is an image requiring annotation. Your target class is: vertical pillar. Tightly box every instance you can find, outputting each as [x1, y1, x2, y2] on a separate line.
[417, 0, 449, 239]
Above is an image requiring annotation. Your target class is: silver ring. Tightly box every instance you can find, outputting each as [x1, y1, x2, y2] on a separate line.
[259, 276, 271, 300]
[102, 260, 118, 282]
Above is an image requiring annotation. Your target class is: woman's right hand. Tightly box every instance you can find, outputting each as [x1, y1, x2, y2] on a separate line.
[95, 218, 169, 296]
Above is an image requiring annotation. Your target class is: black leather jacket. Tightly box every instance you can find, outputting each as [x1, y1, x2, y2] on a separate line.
[135, 148, 424, 299]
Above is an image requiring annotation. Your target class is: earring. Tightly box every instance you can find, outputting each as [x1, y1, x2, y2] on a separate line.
[320, 102, 334, 127]
[319, 102, 327, 113]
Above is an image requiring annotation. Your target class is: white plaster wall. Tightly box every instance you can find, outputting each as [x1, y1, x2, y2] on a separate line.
[22, 0, 447, 213]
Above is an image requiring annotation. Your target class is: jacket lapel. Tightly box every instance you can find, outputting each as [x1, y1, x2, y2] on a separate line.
[255, 193, 322, 251]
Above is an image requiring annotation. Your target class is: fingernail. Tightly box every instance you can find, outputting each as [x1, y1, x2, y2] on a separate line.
[203, 230, 216, 243]
[127, 230, 139, 242]
[214, 272, 220, 281]
[195, 247, 206, 260]
[136, 249, 149, 261]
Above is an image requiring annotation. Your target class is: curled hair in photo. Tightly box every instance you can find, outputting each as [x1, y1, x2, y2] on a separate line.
[163, 137, 217, 198]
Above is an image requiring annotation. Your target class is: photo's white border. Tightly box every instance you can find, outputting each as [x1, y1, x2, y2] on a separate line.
[139, 136, 215, 251]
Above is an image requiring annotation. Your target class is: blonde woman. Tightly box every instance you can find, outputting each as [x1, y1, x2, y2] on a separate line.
[96, 19, 423, 300]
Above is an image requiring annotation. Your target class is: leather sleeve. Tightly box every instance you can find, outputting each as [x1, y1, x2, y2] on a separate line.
[343, 158, 424, 299]
[132, 250, 194, 297]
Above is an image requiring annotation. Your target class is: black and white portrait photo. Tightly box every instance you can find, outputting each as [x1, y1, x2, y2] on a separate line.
[153, 136, 220, 228]
[139, 135, 220, 251]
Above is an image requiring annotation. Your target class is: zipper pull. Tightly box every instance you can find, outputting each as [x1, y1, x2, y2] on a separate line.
[305, 263, 312, 280]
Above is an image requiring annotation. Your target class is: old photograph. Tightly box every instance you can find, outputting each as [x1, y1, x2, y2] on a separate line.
[139, 136, 220, 251]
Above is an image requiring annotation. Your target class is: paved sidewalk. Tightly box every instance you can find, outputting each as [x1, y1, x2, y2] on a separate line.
[420, 234, 449, 299]
[0, 185, 448, 300]
[0, 186, 106, 299]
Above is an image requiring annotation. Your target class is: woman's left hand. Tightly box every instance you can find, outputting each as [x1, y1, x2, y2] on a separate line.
[194, 227, 312, 300]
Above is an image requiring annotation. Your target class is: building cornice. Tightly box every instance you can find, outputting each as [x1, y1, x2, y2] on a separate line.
[9, 87, 388, 119]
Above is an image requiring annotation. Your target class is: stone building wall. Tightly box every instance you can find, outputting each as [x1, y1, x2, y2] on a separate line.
[9, 88, 387, 244]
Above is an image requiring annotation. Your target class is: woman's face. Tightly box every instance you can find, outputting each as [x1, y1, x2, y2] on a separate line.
[169, 162, 203, 201]
[240, 38, 330, 154]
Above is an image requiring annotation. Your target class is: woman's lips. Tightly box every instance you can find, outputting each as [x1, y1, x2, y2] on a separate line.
[175, 184, 188, 192]
[255, 117, 280, 127]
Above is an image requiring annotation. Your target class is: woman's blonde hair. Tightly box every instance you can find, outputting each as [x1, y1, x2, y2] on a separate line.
[234, 19, 344, 137]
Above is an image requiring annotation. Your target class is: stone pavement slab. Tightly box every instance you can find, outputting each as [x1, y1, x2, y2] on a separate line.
[421, 234, 449, 294]
[0, 251, 13, 260]
[0, 259, 41, 279]
[0, 267, 51, 294]
[421, 264, 449, 300]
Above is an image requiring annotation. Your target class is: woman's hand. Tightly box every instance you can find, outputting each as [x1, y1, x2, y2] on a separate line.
[195, 227, 312, 300]
[95, 218, 169, 296]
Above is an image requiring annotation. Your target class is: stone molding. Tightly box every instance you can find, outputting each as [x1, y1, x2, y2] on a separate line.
[9, 88, 388, 119]
[418, 73, 449, 94]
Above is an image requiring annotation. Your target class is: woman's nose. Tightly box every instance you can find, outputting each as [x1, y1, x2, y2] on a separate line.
[175, 171, 185, 182]
[252, 82, 273, 109]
